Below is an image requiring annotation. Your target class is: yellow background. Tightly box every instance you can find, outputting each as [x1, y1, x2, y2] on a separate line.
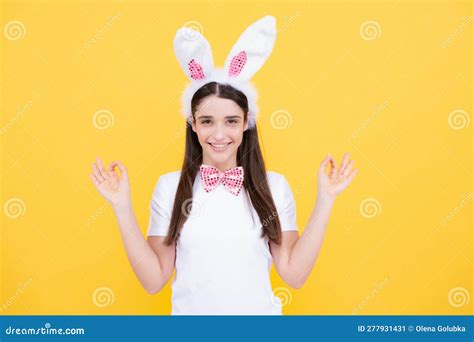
[1, 0, 472, 315]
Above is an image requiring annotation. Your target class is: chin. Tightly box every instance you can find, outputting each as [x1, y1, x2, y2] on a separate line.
[209, 153, 231, 162]
[206, 149, 236, 162]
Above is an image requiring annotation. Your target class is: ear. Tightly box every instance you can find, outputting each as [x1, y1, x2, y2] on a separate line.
[224, 16, 277, 81]
[191, 118, 197, 132]
[174, 26, 214, 81]
[244, 118, 249, 131]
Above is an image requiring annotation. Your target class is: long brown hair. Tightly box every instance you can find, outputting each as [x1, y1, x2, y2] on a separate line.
[164, 82, 282, 246]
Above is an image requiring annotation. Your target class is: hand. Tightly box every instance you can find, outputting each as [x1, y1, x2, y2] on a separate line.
[89, 158, 131, 210]
[318, 152, 358, 200]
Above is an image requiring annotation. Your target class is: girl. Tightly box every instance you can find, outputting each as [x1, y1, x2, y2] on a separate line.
[89, 16, 357, 315]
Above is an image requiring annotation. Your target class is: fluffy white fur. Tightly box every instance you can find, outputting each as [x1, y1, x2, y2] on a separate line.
[180, 68, 259, 129]
[174, 16, 276, 130]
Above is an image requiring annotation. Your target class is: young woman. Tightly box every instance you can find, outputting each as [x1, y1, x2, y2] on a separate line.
[89, 16, 358, 315]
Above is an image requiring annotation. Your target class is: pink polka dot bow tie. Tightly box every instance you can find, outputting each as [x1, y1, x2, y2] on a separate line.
[199, 164, 245, 196]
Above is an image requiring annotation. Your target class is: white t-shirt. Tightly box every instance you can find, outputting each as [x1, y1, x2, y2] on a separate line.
[147, 170, 298, 315]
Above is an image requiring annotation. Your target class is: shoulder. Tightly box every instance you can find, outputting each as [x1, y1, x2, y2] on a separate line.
[158, 170, 182, 185]
[266, 171, 289, 189]
[152, 170, 181, 195]
[265, 171, 294, 198]
[267, 171, 294, 212]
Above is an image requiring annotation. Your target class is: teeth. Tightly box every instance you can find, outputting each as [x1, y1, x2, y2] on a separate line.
[211, 143, 230, 148]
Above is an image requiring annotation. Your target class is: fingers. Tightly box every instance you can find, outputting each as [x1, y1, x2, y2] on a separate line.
[347, 167, 358, 183]
[111, 160, 128, 181]
[108, 161, 118, 172]
[96, 158, 109, 180]
[320, 154, 337, 177]
[328, 154, 337, 178]
[92, 162, 104, 182]
[319, 154, 331, 170]
[337, 152, 349, 177]
[107, 161, 118, 177]
[89, 172, 100, 186]
[342, 159, 355, 177]
[322, 153, 357, 183]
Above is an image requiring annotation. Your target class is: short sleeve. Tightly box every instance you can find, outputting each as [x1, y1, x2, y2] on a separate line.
[147, 176, 172, 236]
[273, 174, 298, 232]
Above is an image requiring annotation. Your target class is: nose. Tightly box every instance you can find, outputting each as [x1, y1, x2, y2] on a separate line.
[212, 122, 226, 141]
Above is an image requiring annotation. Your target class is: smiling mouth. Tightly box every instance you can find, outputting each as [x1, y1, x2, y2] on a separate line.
[208, 142, 232, 151]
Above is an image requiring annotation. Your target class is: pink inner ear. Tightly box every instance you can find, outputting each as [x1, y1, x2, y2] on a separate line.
[188, 59, 205, 80]
[228, 51, 247, 77]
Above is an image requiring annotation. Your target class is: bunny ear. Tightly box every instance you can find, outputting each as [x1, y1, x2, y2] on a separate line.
[224, 16, 277, 81]
[174, 27, 214, 81]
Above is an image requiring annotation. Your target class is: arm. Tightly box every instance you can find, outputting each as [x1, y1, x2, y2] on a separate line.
[270, 196, 335, 289]
[90, 158, 175, 294]
[270, 152, 358, 289]
[114, 205, 176, 294]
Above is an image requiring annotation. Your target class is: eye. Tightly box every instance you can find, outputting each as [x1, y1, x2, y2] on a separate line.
[227, 119, 238, 124]
[201, 120, 211, 124]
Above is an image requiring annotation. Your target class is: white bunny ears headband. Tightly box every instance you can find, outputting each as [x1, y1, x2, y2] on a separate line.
[173, 15, 277, 129]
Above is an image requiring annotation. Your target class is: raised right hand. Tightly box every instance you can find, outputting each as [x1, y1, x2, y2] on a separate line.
[89, 158, 131, 210]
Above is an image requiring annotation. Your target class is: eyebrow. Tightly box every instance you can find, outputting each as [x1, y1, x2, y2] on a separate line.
[197, 115, 242, 119]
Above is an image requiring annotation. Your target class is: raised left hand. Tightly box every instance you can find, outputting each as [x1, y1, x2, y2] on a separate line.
[318, 152, 358, 199]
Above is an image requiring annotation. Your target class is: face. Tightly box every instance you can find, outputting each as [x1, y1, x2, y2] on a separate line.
[191, 95, 248, 171]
